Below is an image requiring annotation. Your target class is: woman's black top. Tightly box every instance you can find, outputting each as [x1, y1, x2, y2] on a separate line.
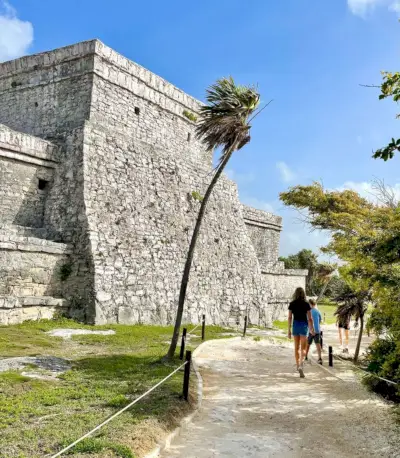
[288, 299, 311, 322]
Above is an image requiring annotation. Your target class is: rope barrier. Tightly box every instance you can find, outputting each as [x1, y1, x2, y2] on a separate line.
[334, 353, 398, 386]
[188, 323, 201, 335]
[50, 361, 187, 458]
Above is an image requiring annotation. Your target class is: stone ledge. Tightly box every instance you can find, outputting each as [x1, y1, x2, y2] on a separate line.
[0, 296, 67, 309]
[0, 146, 58, 168]
[0, 123, 57, 162]
[261, 268, 308, 276]
[0, 233, 71, 255]
[241, 204, 282, 229]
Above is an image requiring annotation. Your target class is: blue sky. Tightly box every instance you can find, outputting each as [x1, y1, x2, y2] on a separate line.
[1, 0, 400, 257]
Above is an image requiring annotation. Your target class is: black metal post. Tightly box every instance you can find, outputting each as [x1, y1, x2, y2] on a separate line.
[201, 314, 205, 341]
[320, 331, 323, 350]
[179, 328, 187, 360]
[183, 350, 192, 401]
[329, 345, 333, 367]
[243, 316, 248, 338]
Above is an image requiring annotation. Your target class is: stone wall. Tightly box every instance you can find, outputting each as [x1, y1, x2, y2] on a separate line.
[83, 122, 269, 325]
[0, 41, 94, 138]
[0, 40, 307, 326]
[0, 125, 56, 227]
[242, 205, 283, 268]
[0, 125, 76, 324]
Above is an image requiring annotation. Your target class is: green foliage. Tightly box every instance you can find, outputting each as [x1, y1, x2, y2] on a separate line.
[59, 262, 73, 281]
[372, 71, 400, 160]
[280, 181, 400, 371]
[196, 76, 260, 167]
[363, 336, 400, 402]
[253, 336, 261, 342]
[191, 191, 204, 202]
[63, 437, 135, 457]
[182, 110, 198, 122]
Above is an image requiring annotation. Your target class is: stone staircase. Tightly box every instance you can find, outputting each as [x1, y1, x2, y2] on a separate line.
[0, 226, 71, 324]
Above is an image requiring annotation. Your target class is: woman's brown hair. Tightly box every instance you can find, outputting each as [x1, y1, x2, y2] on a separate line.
[293, 287, 306, 301]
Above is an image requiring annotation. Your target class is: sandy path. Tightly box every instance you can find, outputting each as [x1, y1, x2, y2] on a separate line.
[161, 337, 399, 458]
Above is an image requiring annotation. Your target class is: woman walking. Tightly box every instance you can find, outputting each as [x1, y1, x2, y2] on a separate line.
[288, 287, 314, 378]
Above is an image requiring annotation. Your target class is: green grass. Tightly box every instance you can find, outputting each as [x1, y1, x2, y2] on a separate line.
[0, 319, 236, 457]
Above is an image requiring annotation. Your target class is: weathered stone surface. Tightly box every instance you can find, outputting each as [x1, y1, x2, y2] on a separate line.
[0, 40, 307, 326]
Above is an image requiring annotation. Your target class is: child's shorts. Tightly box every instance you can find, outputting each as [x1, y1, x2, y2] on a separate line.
[308, 332, 321, 345]
[292, 320, 308, 336]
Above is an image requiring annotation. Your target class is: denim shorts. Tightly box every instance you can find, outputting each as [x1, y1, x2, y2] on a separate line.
[292, 320, 308, 336]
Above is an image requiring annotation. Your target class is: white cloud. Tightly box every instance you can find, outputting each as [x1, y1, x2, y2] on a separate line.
[348, 0, 400, 17]
[225, 168, 255, 184]
[276, 161, 296, 183]
[0, 1, 33, 62]
[338, 180, 400, 203]
[389, 0, 400, 12]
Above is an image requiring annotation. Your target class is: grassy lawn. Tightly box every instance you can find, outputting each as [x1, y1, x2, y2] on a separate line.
[0, 319, 235, 458]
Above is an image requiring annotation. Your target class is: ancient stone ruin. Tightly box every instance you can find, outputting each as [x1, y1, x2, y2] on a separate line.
[0, 40, 307, 326]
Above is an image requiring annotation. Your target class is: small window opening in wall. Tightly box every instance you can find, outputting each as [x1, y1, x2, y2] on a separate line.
[38, 179, 48, 191]
[135, 107, 140, 115]
[187, 133, 191, 142]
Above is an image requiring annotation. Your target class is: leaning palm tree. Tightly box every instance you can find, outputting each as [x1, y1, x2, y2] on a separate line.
[334, 288, 370, 363]
[166, 77, 261, 359]
[316, 264, 337, 301]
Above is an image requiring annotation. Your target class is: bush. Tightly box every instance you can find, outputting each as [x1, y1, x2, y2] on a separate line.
[59, 262, 73, 281]
[363, 336, 400, 402]
[183, 110, 198, 122]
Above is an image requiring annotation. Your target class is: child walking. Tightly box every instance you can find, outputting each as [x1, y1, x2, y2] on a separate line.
[305, 299, 323, 364]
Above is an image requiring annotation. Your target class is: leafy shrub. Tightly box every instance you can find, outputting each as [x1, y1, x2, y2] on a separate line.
[191, 191, 203, 202]
[363, 336, 400, 402]
[59, 263, 73, 281]
[183, 110, 198, 122]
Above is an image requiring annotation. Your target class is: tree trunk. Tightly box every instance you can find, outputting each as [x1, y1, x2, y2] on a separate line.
[354, 313, 364, 363]
[166, 149, 234, 360]
[317, 277, 332, 302]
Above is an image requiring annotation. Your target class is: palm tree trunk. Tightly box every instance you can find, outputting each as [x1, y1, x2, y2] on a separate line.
[166, 149, 234, 360]
[317, 277, 332, 302]
[354, 313, 364, 363]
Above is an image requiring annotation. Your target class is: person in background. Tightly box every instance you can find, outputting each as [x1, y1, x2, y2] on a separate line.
[288, 287, 315, 378]
[305, 299, 323, 364]
[337, 314, 350, 353]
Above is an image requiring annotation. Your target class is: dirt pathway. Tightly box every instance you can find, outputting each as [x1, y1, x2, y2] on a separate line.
[161, 337, 399, 457]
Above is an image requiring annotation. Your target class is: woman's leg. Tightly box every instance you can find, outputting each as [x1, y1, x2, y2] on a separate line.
[338, 327, 343, 346]
[293, 335, 300, 367]
[344, 329, 349, 349]
[300, 336, 307, 366]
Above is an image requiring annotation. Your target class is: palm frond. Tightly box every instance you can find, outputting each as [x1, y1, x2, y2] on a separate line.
[196, 76, 260, 166]
[334, 289, 370, 322]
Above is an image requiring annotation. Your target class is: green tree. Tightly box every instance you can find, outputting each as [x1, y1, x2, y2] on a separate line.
[372, 71, 400, 161]
[280, 182, 400, 370]
[166, 78, 261, 359]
